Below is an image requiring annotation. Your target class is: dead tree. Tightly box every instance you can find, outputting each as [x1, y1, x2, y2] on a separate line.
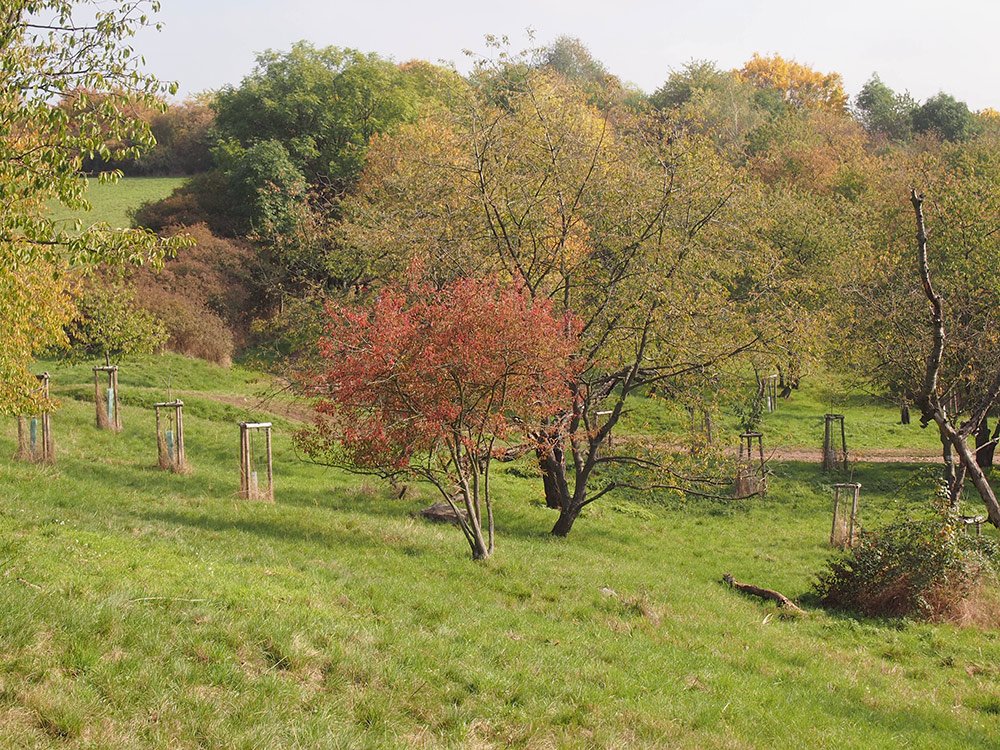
[911, 190, 1000, 526]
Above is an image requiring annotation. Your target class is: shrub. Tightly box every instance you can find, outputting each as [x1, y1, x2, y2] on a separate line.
[131, 224, 255, 332]
[139, 287, 234, 366]
[814, 502, 998, 621]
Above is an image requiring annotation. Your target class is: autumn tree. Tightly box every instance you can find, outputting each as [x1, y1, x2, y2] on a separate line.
[651, 60, 771, 157]
[340, 58, 772, 536]
[910, 190, 1000, 527]
[0, 0, 183, 415]
[739, 53, 847, 111]
[297, 273, 580, 560]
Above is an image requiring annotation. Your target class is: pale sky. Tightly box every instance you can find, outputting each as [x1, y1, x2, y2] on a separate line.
[135, 0, 999, 110]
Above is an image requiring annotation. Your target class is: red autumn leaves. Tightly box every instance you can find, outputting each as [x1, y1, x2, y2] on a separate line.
[301, 273, 581, 478]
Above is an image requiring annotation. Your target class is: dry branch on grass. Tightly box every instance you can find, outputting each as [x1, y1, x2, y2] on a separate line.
[722, 573, 805, 614]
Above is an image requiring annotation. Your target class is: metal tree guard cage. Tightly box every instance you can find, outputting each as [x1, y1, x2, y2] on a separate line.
[239, 422, 273, 501]
[822, 414, 848, 471]
[154, 400, 186, 472]
[735, 431, 767, 497]
[15, 372, 54, 463]
[93, 365, 122, 432]
[830, 482, 861, 548]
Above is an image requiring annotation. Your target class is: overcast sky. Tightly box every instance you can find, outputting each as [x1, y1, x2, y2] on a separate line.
[135, 0, 999, 110]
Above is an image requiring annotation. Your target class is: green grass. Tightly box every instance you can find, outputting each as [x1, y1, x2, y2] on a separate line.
[48, 176, 184, 230]
[623, 371, 944, 455]
[0, 355, 998, 748]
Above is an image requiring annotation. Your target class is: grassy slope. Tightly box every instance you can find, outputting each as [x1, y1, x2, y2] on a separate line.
[623, 370, 944, 455]
[0, 355, 997, 749]
[48, 177, 185, 230]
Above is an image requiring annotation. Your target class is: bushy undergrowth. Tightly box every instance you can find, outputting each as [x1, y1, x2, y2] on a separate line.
[815, 501, 999, 622]
[129, 224, 256, 365]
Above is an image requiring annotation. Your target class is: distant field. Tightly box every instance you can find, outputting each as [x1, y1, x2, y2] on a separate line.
[48, 176, 184, 230]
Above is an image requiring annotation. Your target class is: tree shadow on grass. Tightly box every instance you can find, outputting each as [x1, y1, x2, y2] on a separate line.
[138, 507, 391, 553]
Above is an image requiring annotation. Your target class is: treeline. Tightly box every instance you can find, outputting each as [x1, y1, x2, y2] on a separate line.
[68, 37, 998, 381]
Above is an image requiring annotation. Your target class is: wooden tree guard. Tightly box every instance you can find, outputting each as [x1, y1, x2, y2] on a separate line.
[765, 374, 779, 413]
[900, 398, 911, 425]
[686, 404, 714, 454]
[960, 515, 985, 536]
[822, 414, 848, 471]
[831, 482, 861, 548]
[15, 372, 54, 463]
[154, 400, 186, 472]
[93, 365, 122, 432]
[735, 431, 767, 497]
[239, 422, 273, 501]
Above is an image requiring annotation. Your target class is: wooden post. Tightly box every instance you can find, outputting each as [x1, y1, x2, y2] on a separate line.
[764, 374, 779, 412]
[93, 365, 122, 432]
[15, 373, 54, 463]
[239, 422, 273, 501]
[831, 482, 861, 548]
[823, 414, 847, 471]
[735, 431, 767, 497]
[264, 424, 274, 502]
[154, 400, 186, 472]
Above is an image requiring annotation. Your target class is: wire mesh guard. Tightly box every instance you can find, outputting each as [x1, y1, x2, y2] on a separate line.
[831, 483, 861, 548]
[239, 422, 274, 501]
[15, 373, 54, 464]
[734, 431, 767, 497]
[154, 400, 187, 472]
[822, 414, 848, 471]
[93, 365, 122, 432]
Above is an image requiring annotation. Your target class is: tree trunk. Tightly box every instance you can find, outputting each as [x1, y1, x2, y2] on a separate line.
[551, 505, 580, 537]
[470, 538, 490, 560]
[536, 443, 568, 510]
[975, 417, 996, 469]
[911, 190, 1000, 528]
[941, 433, 956, 489]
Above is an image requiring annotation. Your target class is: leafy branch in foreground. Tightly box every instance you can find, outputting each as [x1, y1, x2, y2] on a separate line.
[0, 1, 186, 415]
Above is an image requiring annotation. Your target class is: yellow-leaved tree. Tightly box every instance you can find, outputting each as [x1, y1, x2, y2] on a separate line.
[0, 1, 185, 415]
[739, 53, 848, 111]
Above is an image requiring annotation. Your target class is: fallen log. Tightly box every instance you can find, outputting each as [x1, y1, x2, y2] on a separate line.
[722, 573, 805, 614]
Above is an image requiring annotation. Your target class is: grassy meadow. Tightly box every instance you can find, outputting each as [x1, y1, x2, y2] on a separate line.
[48, 177, 184, 230]
[0, 354, 998, 749]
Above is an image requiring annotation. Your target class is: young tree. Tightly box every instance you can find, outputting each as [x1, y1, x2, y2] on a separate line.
[297, 273, 580, 560]
[0, 0, 183, 415]
[64, 280, 166, 365]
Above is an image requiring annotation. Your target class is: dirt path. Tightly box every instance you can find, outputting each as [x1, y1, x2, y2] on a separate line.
[768, 447, 940, 464]
[183, 396, 945, 464]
